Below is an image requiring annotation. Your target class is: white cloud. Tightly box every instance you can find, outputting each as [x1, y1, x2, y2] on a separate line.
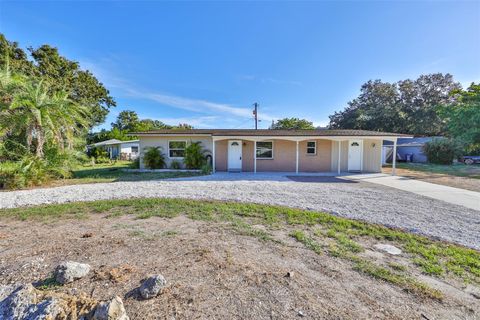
[80, 59, 292, 128]
[145, 115, 220, 128]
[123, 88, 278, 123]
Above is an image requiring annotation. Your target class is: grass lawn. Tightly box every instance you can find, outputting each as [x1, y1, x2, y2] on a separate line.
[58, 161, 203, 186]
[394, 162, 480, 179]
[2, 198, 479, 300]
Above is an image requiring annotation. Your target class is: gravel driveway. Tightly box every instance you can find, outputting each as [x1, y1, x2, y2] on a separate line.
[1, 173, 479, 249]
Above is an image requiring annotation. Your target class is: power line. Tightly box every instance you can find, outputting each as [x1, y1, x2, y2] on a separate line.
[234, 118, 255, 129]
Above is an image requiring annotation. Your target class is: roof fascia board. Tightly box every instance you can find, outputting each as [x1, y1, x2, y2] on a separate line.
[134, 133, 212, 137]
[212, 135, 411, 141]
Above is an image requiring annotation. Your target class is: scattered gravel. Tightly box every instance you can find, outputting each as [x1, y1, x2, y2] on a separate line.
[1, 173, 479, 249]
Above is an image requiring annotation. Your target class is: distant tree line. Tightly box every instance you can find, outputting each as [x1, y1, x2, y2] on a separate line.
[87, 110, 193, 144]
[270, 117, 315, 130]
[327, 73, 480, 155]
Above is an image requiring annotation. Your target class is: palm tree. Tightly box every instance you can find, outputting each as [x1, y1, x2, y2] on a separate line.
[3, 78, 90, 157]
[0, 62, 26, 143]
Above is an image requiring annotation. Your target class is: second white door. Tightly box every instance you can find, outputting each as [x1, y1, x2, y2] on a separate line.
[348, 139, 363, 172]
[228, 140, 242, 171]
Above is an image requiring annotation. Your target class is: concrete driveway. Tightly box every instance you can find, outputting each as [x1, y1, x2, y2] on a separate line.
[1, 172, 479, 249]
[343, 173, 480, 211]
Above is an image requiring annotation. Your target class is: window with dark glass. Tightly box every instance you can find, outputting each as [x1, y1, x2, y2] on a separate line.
[131, 146, 139, 153]
[256, 141, 273, 159]
[169, 141, 187, 158]
[306, 141, 316, 154]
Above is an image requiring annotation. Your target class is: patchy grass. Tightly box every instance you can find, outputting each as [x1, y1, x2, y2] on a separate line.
[388, 262, 408, 272]
[394, 163, 480, 179]
[161, 230, 178, 237]
[353, 259, 443, 300]
[67, 161, 203, 185]
[292, 229, 443, 300]
[291, 230, 323, 255]
[34, 276, 62, 290]
[1, 198, 479, 296]
[229, 218, 276, 242]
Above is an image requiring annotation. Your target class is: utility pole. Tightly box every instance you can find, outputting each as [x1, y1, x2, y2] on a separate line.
[253, 102, 258, 130]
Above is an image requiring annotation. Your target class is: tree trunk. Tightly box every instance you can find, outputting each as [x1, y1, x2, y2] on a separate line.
[35, 127, 44, 158]
[26, 128, 33, 151]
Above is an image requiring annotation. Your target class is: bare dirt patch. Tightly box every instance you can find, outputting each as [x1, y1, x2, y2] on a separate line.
[1, 213, 478, 319]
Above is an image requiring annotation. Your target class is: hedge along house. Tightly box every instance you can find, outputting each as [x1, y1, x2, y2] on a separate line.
[134, 129, 411, 175]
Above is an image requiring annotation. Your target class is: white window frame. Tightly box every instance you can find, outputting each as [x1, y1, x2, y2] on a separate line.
[168, 140, 187, 159]
[306, 141, 316, 155]
[256, 141, 274, 159]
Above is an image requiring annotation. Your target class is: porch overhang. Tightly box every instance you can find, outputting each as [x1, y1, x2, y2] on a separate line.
[210, 135, 411, 175]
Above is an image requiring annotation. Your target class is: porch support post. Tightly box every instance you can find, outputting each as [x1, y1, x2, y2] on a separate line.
[253, 140, 257, 173]
[212, 139, 216, 173]
[295, 141, 299, 174]
[392, 138, 397, 176]
[337, 140, 341, 175]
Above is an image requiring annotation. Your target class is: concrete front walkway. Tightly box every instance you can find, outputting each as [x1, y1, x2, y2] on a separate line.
[343, 173, 480, 211]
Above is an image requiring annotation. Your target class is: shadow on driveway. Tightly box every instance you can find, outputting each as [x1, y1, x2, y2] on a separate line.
[287, 176, 358, 183]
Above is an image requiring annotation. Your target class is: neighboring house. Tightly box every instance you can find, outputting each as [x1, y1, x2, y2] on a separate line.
[87, 139, 140, 160]
[382, 137, 440, 164]
[133, 129, 410, 173]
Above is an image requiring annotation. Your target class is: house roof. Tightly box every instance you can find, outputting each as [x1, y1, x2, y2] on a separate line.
[131, 129, 410, 137]
[89, 139, 123, 147]
[88, 139, 139, 147]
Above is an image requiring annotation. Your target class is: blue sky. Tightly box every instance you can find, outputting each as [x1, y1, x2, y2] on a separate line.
[1, 1, 479, 130]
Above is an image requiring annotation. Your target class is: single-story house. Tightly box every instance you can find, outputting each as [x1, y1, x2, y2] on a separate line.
[382, 137, 440, 164]
[87, 139, 140, 160]
[133, 129, 410, 174]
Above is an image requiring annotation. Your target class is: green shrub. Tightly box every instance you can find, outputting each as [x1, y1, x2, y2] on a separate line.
[0, 157, 49, 189]
[0, 162, 24, 189]
[87, 146, 109, 160]
[95, 156, 111, 164]
[131, 158, 140, 169]
[43, 146, 74, 179]
[184, 141, 206, 169]
[423, 138, 463, 165]
[464, 142, 480, 156]
[73, 151, 90, 165]
[201, 164, 212, 175]
[143, 147, 165, 169]
[0, 139, 30, 161]
[170, 160, 181, 169]
[0, 148, 77, 190]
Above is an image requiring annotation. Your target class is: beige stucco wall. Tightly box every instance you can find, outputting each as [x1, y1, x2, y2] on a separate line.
[298, 139, 332, 172]
[139, 136, 212, 169]
[214, 140, 228, 171]
[139, 136, 382, 173]
[331, 140, 349, 172]
[242, 140, 255, 172]
[330, 139, 382, 173]
[256, 139, 296, 172]
[362, 139, 382, 172]
[214, 139, 331, 172]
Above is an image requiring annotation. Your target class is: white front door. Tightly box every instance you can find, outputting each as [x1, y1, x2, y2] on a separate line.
[228, 140, 242, 171]
[348, 139, 363, 172]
